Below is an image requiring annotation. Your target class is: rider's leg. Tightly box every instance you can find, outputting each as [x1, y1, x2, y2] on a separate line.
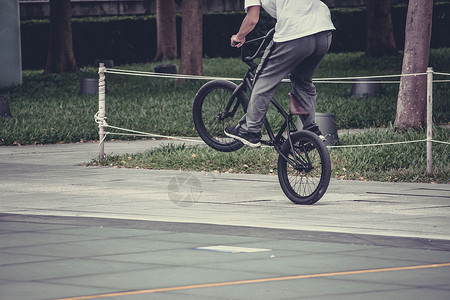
[290, 31, 332, 131]
[240, 36, 318, 134]
[289, 56, 322, 131]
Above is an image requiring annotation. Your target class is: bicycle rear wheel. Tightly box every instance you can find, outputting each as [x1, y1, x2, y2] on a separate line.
[277, 131, 331, 204]
[193, 80, 249, 152]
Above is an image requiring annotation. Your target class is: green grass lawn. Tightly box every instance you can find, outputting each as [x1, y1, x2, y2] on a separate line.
[87, 127, 449, 183]
[1, 50, 449, 183]
[1, 49, 449, 145]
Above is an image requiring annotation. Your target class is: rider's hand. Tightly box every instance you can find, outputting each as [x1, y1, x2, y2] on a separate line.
[231, 35, 245, 48]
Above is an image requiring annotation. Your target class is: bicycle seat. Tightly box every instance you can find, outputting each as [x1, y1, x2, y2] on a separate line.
[288, 93, 309, 116]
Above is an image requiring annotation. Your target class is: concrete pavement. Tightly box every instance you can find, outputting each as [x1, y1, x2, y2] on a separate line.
[1, 139, 449, 239]
[1, 139, 449, 299]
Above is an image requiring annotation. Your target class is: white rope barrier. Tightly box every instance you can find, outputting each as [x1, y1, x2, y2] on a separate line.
[97, 65, 449, 174]
[105, 68, 243, 82]
[327, 139, 427, 149]
[433, 80, 450, 83]
[104, 124, 204, 144]
[431, 139, 450, 145]
[105, 68, 433, 84]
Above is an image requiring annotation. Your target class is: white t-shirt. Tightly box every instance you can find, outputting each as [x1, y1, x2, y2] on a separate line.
[245, 0, 335, 42]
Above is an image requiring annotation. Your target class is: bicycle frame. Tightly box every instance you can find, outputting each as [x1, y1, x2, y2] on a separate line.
[235, 78, 308, 170]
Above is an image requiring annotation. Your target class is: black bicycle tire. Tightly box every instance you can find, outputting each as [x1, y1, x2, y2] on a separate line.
[193, 80, 249, 152]
[277, 130, 331, 204]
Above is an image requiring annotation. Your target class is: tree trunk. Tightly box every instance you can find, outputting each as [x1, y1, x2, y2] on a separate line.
[153, 0, 178, 62]
[179, 0, 203, 77]
[43, 0, 78, 74]
[366, 0, 397, 57]
[395, 0, 433, 130]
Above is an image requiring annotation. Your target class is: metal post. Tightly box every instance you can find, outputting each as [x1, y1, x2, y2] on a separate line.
[98, 63, 106, 160]
[426, 67, 433, 175]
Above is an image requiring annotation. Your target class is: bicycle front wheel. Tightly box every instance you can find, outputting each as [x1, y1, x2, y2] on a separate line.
[193, 80, 249, 152]
[277, 131, 331, 204]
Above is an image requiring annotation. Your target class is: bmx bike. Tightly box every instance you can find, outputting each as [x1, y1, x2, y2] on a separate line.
[192, 29, 331, 204]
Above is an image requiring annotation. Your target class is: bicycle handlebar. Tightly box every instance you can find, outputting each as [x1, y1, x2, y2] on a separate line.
[241, 28, 275, 69]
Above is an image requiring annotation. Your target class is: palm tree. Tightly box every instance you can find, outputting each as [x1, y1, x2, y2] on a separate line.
[153, 0, 178, 62]
[179, 0, 203, 77]
[395, 0, 433, 129]
[43, 0, 78, 74]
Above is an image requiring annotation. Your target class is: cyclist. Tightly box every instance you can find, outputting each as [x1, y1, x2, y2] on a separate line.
[225, 0, 335, 148]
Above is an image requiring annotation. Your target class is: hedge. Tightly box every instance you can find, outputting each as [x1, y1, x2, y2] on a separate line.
[20, 3, 450, 69]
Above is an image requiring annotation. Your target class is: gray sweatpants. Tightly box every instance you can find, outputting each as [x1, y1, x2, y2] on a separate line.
[239, 30, 332, 133]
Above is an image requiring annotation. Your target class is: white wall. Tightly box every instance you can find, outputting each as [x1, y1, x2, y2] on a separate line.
[0, 0, 22, 88]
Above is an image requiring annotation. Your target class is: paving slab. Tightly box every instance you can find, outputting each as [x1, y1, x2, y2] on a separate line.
[0, 140, 449, 240]
[0, 215, 449, 300]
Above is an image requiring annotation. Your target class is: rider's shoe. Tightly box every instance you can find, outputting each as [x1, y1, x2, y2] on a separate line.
[306, 125, 326, 143]
[224, 126, 261, 148]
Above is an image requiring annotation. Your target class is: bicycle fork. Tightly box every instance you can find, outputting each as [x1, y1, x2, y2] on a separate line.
[266, 110, 314, 173]
[218, 83, 248, 121]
